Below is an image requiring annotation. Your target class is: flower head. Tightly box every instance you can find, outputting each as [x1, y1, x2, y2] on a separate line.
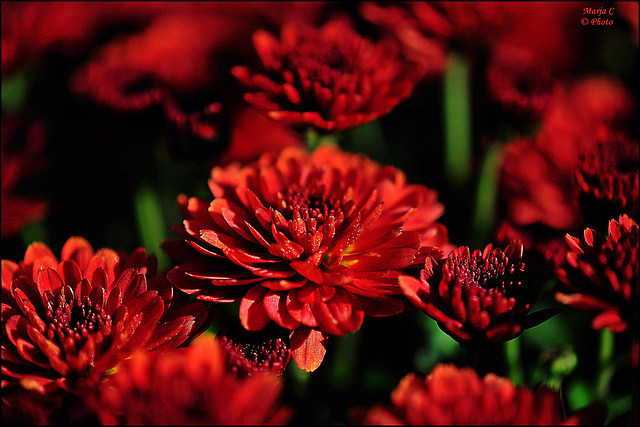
[399, 241, 556, 346]
[231, 18, 425, 131]
[556, 215, 639, 334]
[1, 237, 214, 397]
[89, 333, 292, 425]
[575, 133, 639, 220]
[163, 144, 450, 371]
[352, 364, 606, 425]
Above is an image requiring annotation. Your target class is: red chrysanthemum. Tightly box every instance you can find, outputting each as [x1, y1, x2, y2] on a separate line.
[575, 133, 639, 219]
[496, 76, 637, 266]
[485, 42, 560, 120]
[163, 143, 451, 371]
[556, 215, 639, 335]
[1, 237, 214, 399]
[351, 364, 606, 425]
[360, 2, 582, 78]
[88, 333, 292, 425]
[231, 17, 426, 132]
[399, 241, 556, 346]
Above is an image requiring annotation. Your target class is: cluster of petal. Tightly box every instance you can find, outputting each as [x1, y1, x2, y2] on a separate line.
[1, 237, 213, 397]
[89, 333, 292, 425]
[352, 364, 605, 425]
[360, 2, 582, 78]
[399, 241, 555, 346]
[164, 144, 450, 371]
[556, 215, 639, 334]
[69, 3, 326, 142]
[496, 76, 637, 266]
[218, 322, 291, 378]
[232, 17, 425, 131]
[485, 42, 560, 120]
[575, 132, 639, 219]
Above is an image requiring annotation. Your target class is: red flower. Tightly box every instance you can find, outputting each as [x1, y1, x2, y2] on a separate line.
[496, 76, 637, 266]
[360, 2, 582, 78]
[163, 144, 450, 371]
[1, 237, 214, 398]
[89, 333, 292, 425]
[351, 364, 606, 425]
[556, 215, 639, 334]
[231, 17, 425, 132]
[485, 42, 560, 120]
[399, 241, 556, 346]
[575, 132, 639, 219]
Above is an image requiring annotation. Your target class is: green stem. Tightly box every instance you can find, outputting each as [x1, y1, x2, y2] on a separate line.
[596, 330, 615, 400]
[443, 52, 472, 190]
[133, 181, 170, 272]
[505, 338, 525, 386]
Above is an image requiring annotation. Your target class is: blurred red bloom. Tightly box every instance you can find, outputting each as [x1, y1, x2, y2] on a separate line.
[556, 215, 638, 335]
[360, 2, 582, 78]
[88, 333, 292, 425]
[2, 2, 108, 75]
[575, 132, 639, 219]
[485, 42, 560, 120]
[231, 17, 425, 132]
[163, 144, 450, 371]
[399, 241, 556, 346]
[496, 76, 637, 266]
[351, 364, 606, 425]
[1, 119, 49, 239]
[69, 3, 327, 142]
[1, 237, 214, 399]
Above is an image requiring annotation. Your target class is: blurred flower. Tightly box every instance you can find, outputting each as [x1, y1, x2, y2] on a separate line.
[575, 132, 639, 220]
[1, 236, 214, 398]
[485, 42, 560, 120]
[218, 321, 291, 378]
[351, 364, 606, 425]
[2, 2, 108, 75]
[1, 119, 49, 239]
[360, 2, 582, 78]
[89, 333, 292, 425]
[163, 144, 450, 371]
[399, 241, 556, 346]
[231, 17, 425, 132]
[496, 76, 637, 266]
[556, 215, 638, 335]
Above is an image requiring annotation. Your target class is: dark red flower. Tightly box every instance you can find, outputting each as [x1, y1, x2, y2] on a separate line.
[399, 241, 556, 346]
[485, 42, 560, 120]
[163, 144, 450, 371]
[1, 237, 214, 398]
[575, 132, 639, 219]
[556, 215, 639, 335]
[69, 3, 328, 142]
[496, 76, 637, 266]
[231, 17, 425, 132]
[89, 333, 292, 425]
[1, 119, 49, 239]
[351, 364, 606, 425]
[360, 2, 582, 78]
